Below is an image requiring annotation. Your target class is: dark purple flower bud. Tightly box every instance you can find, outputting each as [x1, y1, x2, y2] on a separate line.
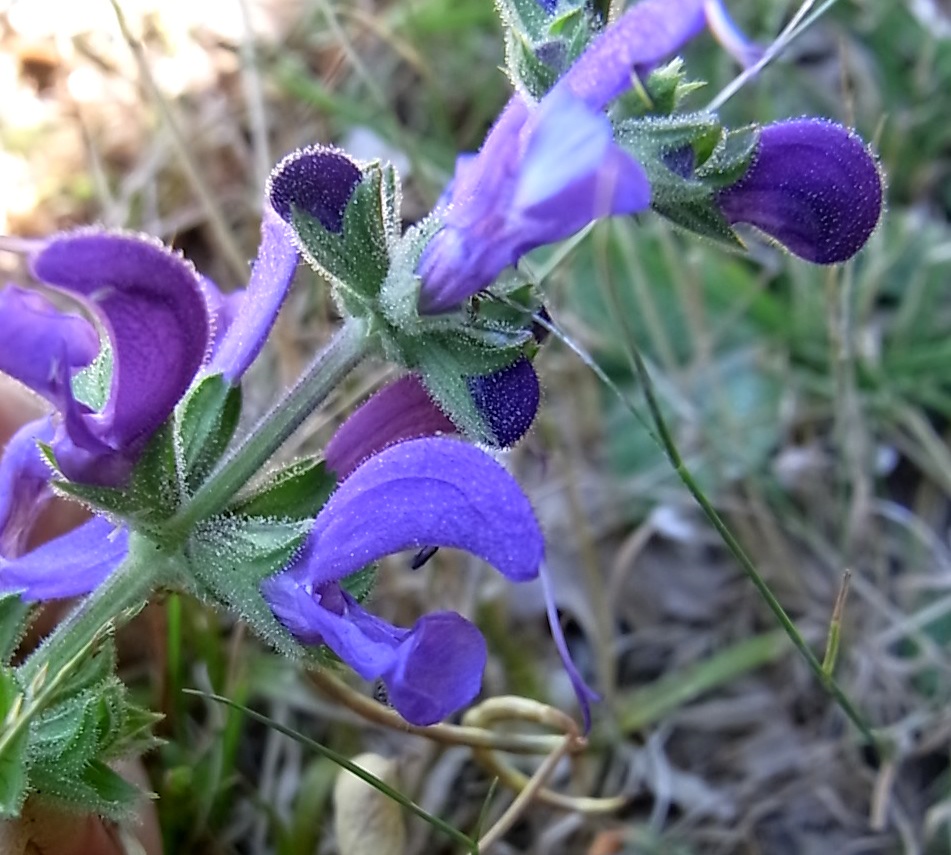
[717, 119, 883, 264]
[267, 145, 363, 234]
[263, 437, 543, 724]
[324, 360, 540, 479]
[467, 357, 540, 448]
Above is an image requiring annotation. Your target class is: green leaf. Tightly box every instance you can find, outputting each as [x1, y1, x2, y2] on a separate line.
[229, 458, 336, 520]
[175, 373, 242, 489]
[0, 594, 30, 663]
[0, 667, 28, 817]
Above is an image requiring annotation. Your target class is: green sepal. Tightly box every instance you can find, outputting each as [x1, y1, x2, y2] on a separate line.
[378, 215, 444, 331]
[186, 515, 313, 657]
[71, 342, 113, 412]
[46, 451, 139, 519]
[292, 162, 398, 313]
[32, 688, 108, 774]
[616, 113, 751, 250]
[50, 421, 182, 526]
[0, 593, 31, 663]
[176, 373, 242, 490]
[0, 666, 28, 817]
[127, 421, 182, 523]
[497, 0, 552, 39]
[501, 3, 590, 99]
[229, 458, 336, 520]
[506, 30, 560, 99]
[104, 703, 164, 759]
[650, 191, 744, 249]
[695, 125, 759, 188]
[615, 111, 723, 168]
[642, 58, 708, 116]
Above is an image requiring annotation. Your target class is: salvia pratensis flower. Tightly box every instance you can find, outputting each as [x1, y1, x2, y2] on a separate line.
[0, 213, 301, 600]
[262, 437, 547, 726]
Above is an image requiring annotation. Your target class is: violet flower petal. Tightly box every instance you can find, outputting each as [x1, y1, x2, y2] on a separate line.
[0, 286, 99, 408]
[513, 88, 651, 240]
[291, 437, 543, 587]
[419, 93, 648, 313]
[717, 119, 883, 264]
[0, 515, 128, 601]
[268, 146, 362, 233]
[31, 231, 210, 459]
[555, 0, 755, 110]
[324, 375, 456, 480]
[206, 205, 298, 382]
[0, 417, 55, 558]
[263, 574, 486, 725]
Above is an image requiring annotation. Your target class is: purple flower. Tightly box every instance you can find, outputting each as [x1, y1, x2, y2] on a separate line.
[0, 211, 301, 600]
[717, 119, 884, 264]
[262, 437, 544, 725]
[417, 90, 650, 313]
[324, 358, 540, 480]
[25, 233, 211, 482]
[416, 0, 758, 313]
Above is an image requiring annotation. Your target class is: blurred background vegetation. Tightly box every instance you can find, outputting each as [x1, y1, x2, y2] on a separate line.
[2, 0, 951, 852]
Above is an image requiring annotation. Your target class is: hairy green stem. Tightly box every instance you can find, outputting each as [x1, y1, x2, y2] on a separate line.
[18, 533, 176, 685]
[627, 343, 885, 759]
[167, 317, 370, 537]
